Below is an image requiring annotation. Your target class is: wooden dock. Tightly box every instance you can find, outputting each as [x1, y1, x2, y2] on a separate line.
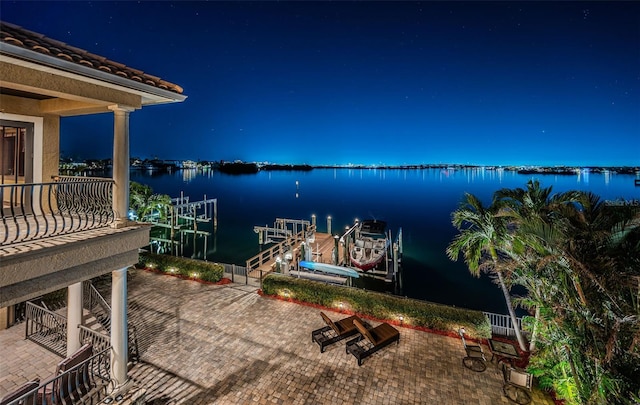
[246, 218, 402, 285]
[246, 229, 340, 279]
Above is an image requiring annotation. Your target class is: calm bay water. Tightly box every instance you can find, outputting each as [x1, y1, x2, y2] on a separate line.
[131, 168, 640, 314]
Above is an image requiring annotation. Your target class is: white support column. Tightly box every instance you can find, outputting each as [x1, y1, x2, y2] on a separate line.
[66, 282, 83, 356]
[109, 105, 134, 226]
[110, 267, 128, 387]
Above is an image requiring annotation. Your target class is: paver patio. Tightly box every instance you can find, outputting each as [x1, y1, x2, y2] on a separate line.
[0, 269, 555, 404]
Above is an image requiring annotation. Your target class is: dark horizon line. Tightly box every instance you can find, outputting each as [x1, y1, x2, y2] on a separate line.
[63, 157, 640, 169]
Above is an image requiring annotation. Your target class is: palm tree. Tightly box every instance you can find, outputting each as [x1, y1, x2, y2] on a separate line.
[517, 191, 640, 404]
[452, 182, 640, 403]
[558, 193, 640, 403]
[508, 214, 588, 402]
[447, 192, 528, 351]
[129, 181, 173, 222]
[494, 180, 582, 351]
[138, 193, 173, 222]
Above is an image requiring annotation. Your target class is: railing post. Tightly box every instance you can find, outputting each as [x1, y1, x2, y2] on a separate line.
[24, 304, 30, 339]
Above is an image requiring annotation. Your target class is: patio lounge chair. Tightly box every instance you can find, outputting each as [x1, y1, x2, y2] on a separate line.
[458, 327, 487, 372]
[312, 312, 363, 352]
[346, 319, 400, 366]
[502, 363, 533, 404]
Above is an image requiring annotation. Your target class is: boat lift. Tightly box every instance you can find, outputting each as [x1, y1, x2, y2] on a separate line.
[171, 192, 218, 226]
[149, 192, 217, 258]
[254, 218, 311, 245]
[338, 220, 402, 284]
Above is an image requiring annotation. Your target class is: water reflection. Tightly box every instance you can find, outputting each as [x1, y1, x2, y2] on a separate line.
[131, 168, 639, 313]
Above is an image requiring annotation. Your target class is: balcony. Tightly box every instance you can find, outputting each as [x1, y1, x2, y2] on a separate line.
[0, 176, 150, 308]
[1, 176, 115, 246]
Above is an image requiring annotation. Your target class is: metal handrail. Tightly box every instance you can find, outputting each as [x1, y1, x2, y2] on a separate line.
[3, 346, 112, 405]
[83, 281, 112, 331]
[0, 178, 115, 246]
[221, 263, 248, 283]
[82, 280, 140, 363]
[245, 224, 316, 271]
[79, 325, 111, 352]
[128, 324, 140, 363]
[25, 302, 67, 357]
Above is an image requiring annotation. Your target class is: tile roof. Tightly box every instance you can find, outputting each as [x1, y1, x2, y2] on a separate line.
[0, 21, 183, 95]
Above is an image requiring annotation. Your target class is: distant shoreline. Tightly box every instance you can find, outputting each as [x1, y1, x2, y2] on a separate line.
[59, 159, 640, 175]
[304, 164, 639, 175]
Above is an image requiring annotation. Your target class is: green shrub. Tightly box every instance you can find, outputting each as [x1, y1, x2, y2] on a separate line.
[262, 274, 491, 338]
[138, 252, 224, 283]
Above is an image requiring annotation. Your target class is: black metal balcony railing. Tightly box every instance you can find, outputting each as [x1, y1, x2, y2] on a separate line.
[0, 176, 115, 246]
[25, 281, 141, 370]
[25, 301, 68, 357]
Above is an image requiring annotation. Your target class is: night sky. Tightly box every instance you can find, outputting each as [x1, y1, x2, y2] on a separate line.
[2, 1, 639, 166]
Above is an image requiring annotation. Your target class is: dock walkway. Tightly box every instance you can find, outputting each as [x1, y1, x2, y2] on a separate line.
[247, 231, 341, 279]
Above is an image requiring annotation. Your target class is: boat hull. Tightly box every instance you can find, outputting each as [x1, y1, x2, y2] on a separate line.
[350, 232, 387, 271]
[350, 257, 383, 271]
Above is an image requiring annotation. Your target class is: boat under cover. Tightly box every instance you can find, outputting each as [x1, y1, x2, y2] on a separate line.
[350, 220, 388, 271]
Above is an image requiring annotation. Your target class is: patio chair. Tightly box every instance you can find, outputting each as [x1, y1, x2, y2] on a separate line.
[0, 379, 39, 405]
[458, 327, 487, 372]
[346, 319, 400, 366]
[311, 312, 363, 352]
[38, 343, 94, 404]
[502, 363, 533, 404]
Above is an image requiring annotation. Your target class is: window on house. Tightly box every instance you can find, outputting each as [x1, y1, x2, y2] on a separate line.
[1, 126, 26, 184]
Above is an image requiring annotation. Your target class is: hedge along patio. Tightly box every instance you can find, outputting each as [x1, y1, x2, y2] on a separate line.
[137, 252, 225, 283]
[261, 274, 492, 339]
[135, 252, 491, 339]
